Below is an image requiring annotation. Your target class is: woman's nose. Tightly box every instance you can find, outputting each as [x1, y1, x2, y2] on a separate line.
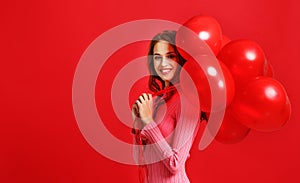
[161, 56, 169, 66]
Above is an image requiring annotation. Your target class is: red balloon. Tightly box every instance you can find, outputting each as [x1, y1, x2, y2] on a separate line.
[180, 57, 235, 112]
[176, 15, 222, 58]
[214, 107, 250, 144]
[232, 76, 291, 132]
[217, 39, 267, 90]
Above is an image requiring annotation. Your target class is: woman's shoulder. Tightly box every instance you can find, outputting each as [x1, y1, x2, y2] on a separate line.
[166, 91, 181, 111]
[168, 87, 201, 116]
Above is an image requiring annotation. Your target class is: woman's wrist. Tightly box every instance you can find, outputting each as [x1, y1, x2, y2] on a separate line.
[141, 117, 154, 124]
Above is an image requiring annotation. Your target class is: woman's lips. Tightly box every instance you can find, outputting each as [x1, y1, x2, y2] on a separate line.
[160, 68, 172, 75]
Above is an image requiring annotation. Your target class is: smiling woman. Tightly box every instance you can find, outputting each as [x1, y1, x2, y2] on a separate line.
[131, 30, 207, 183]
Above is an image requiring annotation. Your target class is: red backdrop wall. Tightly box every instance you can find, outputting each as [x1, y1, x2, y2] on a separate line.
[1, 0, 300, 182]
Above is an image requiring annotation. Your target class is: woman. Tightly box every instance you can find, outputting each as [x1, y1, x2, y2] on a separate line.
[132, 30, 206, 183]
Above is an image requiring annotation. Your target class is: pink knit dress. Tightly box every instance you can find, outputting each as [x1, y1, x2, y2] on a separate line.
[133, 91, 200, 183]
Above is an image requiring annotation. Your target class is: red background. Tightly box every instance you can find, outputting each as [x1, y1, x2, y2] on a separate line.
[1, 0, 300, 182]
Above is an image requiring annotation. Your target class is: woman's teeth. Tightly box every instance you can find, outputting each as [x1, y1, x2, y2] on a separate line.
[160, 68, 172, 75]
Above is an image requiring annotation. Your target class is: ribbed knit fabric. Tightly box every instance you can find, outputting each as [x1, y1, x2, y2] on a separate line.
[133, 91, 199, 183]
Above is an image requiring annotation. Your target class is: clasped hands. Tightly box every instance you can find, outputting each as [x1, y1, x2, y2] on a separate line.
[132, 93, 154, 125]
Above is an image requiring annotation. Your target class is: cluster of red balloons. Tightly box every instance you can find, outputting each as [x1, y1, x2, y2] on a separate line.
[176, 15, 291, 144]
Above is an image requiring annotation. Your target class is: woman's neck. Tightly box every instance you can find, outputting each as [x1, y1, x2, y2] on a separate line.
[164, 81, 170, 88]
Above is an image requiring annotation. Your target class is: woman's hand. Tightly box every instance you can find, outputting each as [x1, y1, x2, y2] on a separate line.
[135, 93, 154, 124]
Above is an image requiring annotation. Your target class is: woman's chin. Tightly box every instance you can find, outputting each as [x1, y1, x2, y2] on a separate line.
[159, 74, 175, 82]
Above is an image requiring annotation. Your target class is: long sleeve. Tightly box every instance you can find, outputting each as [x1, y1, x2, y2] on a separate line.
[132, 116, 145, 165]
[140, 97, 199, 175]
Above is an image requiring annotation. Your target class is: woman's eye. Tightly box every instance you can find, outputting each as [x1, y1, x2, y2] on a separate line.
[167, 54, 176, 60]
[154, 56, 162, 61]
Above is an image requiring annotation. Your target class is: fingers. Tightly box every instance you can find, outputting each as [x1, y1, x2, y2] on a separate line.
[132, 103, 139, 110]
[134, 93, 153, 124]
[149, 93, 152, 101]
[136, 93, 152, 104]
[135, 99, 141, 107]
[132, 104, 139, 116]
[140, 93, 149, 101]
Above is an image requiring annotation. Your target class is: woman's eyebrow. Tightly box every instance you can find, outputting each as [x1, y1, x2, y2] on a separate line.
[166, 52, 176, 55]
[153, 52, 175, 55]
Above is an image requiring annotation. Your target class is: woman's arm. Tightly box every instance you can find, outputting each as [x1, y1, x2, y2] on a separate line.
[140, 99, 199, 174]
[131, 105, 145, 164]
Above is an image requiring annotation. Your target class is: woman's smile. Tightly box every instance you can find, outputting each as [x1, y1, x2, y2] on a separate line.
[159, 67, 173, 75]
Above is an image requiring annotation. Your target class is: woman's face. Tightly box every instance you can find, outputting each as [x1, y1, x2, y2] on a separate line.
[153, 41, 179, 85]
